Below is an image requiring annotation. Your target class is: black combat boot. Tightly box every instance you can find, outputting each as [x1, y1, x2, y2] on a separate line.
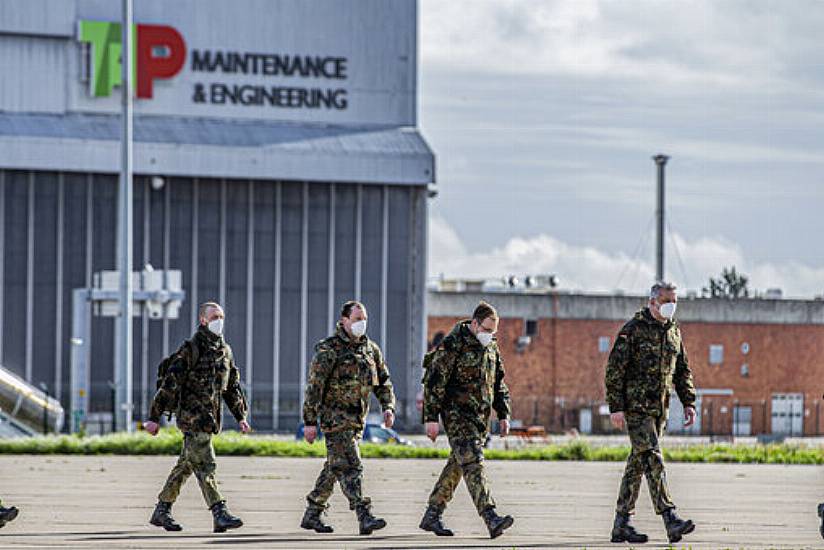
[481, 506, 514, 539]
[356, 505, 387, 535]
[0, 505, 19, 529]
[610, 512, 647, 543]
[301, 506, 334, 533]
[419, 504, 454, 536]
[211, 501, 243, 533]
[817, 503, 824, 539]
[149, 501, 182, 532]
[662, 508, 695, 543]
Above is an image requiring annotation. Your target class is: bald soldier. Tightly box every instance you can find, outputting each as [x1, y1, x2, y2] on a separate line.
[605, 282, 697, 544]
[300, 300, 396, 535]
[145, 302, 249, 534]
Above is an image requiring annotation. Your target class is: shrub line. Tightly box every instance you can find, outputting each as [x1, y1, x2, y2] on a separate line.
[0, 431, 820, 465]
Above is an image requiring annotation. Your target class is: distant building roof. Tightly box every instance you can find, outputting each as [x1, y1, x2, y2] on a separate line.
[428, 289, 824, 325]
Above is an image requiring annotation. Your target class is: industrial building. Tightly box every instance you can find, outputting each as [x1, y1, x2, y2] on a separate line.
[429, 285, 824, 437]
[0, 0, 433, 432]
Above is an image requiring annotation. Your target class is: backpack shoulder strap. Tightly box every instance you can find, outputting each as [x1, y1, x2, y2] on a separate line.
[185, 339, 198, 369]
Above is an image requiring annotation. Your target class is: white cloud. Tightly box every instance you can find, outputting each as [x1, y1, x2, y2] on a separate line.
[429, 216, 824, 298]
[420, 0, 801, 89]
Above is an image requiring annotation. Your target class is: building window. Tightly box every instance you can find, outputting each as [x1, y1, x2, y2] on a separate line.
[709, 344, 724, 365]
[524, 319, 538, 337]
[598, 336, 611, 353]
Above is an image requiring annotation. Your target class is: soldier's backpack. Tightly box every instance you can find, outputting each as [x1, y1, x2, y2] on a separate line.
[420, 332, 456, 385]
[155, 340, 198, 420]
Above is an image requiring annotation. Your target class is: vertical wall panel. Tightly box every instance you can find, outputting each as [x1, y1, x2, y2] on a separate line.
[89, 174, 116, 412]
[387, 186, 413, 418]
[196, 179, 220, 313]
[54, 173, 64, 401]
[360, 186, 383, 348]
[224, 177, 248, 429]
[253, 182, 275, 428]
[245, 181, 255, 419]
[133, 177, 148, 419]
[145, 176, 165, 411]
[3, 172, 31, 379]
[278, 182, 302, 426]
[307, 183, 330, 389]
[32, 172, 58, 390]
[327, 185, 336, 333]
[219, 179, 227, 306]
[25, 172, 34, 382]
[190, 179, 200, 327]
[165, 177, 195, 411]
[0, 171, 4, 365]
[169, 177, 195, 343]
[333, 184, 357, 313]
[59, 173, 90, 413]
[272, 183, 282, 429]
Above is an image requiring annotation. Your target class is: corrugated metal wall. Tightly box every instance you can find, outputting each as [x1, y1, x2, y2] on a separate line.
[0, 169, 427, 431]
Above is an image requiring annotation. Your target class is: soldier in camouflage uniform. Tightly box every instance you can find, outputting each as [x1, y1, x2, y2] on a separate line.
[144, 301, 250, 534]
[420, 301, 514, 539]
[605, 282, 697, 544]
[300, 300, 396, 536]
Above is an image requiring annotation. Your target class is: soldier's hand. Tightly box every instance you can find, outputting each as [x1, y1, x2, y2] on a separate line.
[499, 419, 510, 437]
[383, 410, 395, 429]
[304, 425, 317, 444]
[239, 420, 251, 434]
[144, 420, 159, 436]
[610, 412, 625, 431]
[425, 421, 439, 442]
[684, 406, 696, 427]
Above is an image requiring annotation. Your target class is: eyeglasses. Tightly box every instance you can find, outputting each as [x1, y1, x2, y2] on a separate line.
[475, 319, 497, 333]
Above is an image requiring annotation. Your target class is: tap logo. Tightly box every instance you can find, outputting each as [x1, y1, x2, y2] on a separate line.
[78, 20, 186, 99]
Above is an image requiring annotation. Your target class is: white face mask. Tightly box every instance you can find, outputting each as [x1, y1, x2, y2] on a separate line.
[476, 331, 494, 348]
[658, 302, 677, 320]
[207, 318, 224, 336]
[350, 320, 367, 338]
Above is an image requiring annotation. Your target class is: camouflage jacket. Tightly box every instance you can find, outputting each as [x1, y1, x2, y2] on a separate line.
[302, 323, 395, 434]
[605, 308, 696, 417]
[422, 320, 511, 438]
[149, 326, 248, 434]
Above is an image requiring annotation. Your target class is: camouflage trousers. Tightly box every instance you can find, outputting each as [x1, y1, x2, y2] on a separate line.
[158, 431, 223, 508]
[306, 430, 370, 511]
[427, 433, 495, 515]
[616, 413, 675, 516]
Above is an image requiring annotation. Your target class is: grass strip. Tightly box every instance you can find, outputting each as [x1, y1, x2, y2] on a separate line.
[0, 431, 820, 464]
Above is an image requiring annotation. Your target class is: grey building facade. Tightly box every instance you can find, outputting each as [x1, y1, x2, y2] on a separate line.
[0, 0, 433, 431]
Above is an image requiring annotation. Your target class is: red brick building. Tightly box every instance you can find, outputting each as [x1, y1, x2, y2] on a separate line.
[427, 290, 824, 437]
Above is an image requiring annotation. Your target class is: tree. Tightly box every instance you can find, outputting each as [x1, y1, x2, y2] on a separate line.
[702, 266, 750, 299]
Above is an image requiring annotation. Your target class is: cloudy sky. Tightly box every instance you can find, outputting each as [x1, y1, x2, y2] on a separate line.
[418, 0, 824, 298]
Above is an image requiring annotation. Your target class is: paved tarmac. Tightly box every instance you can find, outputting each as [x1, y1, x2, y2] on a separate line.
[0, 455, 821, 548]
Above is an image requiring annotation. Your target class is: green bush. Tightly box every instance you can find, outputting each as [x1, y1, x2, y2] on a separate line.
[0, 431, 821, 465]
